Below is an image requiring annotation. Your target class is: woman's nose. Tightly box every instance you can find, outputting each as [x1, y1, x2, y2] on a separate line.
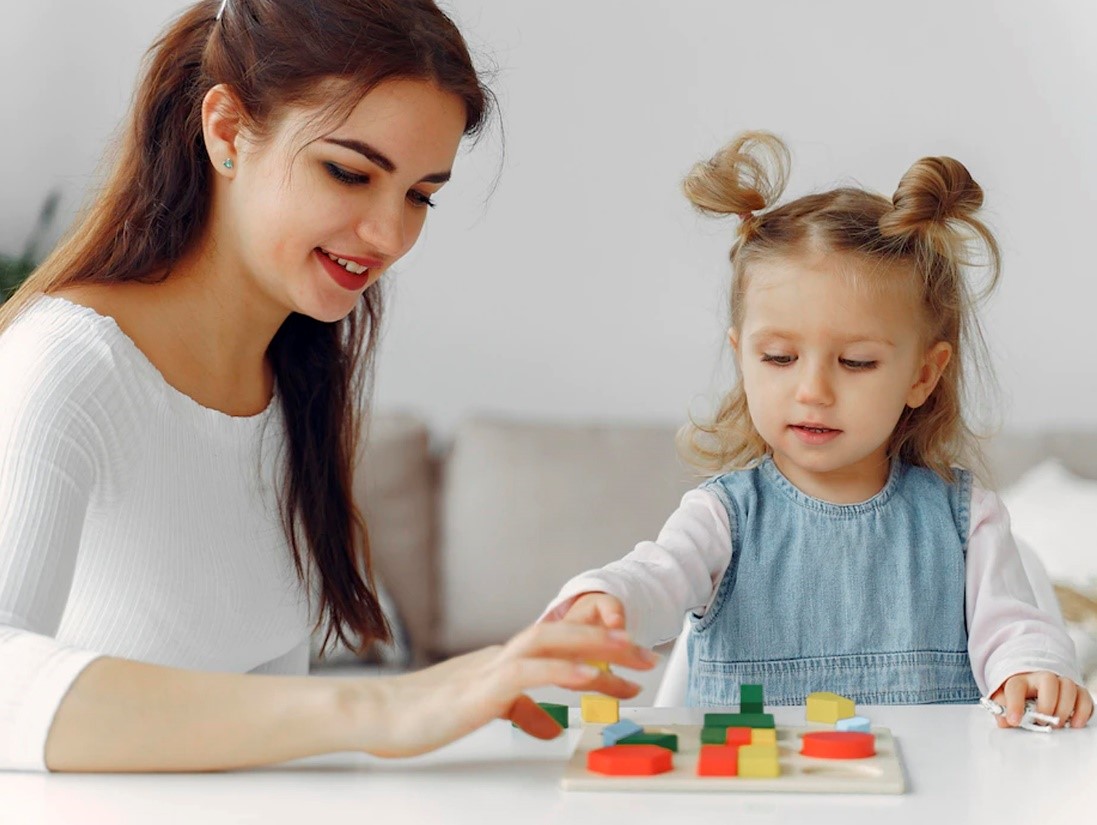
[357, 199, 407, 259]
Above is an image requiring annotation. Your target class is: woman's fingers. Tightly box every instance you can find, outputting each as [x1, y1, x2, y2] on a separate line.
[506, 694, 563, 740]
[506, 622, 657, 672]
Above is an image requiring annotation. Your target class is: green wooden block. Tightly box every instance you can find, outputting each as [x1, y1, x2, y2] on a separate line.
[538, 702, 569, 728]
[513, 702, 569, 729]
[700, 726, 730, 744]
[740, 683, 764, 714]
[619, 731, 679, 752]
[703, 712, 775, 729]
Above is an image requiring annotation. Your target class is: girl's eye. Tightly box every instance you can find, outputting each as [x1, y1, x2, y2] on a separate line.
[325, 162, 368, 185]
[408, 190, 436, 209]
[760, 354, 794, 365]
[841, 358, 878, 370]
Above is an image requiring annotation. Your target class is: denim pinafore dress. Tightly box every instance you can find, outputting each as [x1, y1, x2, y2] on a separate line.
[686, 457, 982, 706]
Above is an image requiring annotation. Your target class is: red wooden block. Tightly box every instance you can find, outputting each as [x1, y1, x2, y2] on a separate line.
[725, 727, 752, 746]
[587, 744, 673, 776]
[697, 744, 739, 776]
[800, 731, 876, 760]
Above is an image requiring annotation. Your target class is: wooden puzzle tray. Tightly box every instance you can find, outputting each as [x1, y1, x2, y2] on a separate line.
[561, 723, 906, 794]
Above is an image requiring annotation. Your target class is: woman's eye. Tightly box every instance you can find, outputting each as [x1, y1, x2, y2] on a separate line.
[325, 162, 368, 185]
[408, 190, 436, 208]
[760, 354, 794, 365]
[841, 358, 878, 370]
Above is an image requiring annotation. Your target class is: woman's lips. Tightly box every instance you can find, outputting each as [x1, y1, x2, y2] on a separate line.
[315, 248, 370, 291]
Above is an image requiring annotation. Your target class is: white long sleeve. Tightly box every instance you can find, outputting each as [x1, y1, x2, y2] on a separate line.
[0, 296, 313, 772]
[543, 482, 1081, 694]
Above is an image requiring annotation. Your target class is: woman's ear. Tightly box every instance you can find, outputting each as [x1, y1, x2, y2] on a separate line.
[906, 341, 952, 408]
[202, 84, 245, 176]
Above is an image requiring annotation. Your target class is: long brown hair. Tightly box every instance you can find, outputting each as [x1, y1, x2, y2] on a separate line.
[0, 0, 492, 654]
[680, 132, 1001, 482]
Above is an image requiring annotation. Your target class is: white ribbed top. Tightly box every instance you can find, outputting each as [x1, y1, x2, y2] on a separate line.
[0, 295, 313, 771]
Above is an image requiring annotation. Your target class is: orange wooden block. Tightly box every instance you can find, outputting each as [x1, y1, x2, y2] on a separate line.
[587, 744, 673, 776]
[801, 731, 876, 760]
[697, 744, 739, 776]
[725, 727, 752, 746]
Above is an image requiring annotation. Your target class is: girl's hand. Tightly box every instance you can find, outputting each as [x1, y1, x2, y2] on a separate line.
[560, 592, 627, 631]
[991, 671, 1094, 729]
[356, 621, 656, 758]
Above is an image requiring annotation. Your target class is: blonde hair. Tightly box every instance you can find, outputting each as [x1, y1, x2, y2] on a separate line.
[679, 131, 1001, 482]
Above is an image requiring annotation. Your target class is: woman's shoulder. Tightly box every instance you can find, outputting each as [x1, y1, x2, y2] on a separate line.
[0, 292, 136, 411]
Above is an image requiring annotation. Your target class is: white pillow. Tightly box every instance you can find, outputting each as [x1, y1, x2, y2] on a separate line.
[1000, 459, 1097, 590]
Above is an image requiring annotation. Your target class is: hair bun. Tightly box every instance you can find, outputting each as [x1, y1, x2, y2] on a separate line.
[682, 131, 790, 227]
[879, 156, 984, 240]
[879, 155, 1000, 298]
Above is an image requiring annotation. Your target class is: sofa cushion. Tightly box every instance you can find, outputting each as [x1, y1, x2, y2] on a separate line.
[350, 411, 435, 664]
[434, 417, 698, 655]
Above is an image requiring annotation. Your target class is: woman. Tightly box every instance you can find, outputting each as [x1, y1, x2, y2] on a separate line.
[0, 0, 653, 772]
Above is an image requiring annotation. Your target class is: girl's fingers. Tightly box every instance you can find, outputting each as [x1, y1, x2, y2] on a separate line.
[1003, 676, 1031, 725]
[1032, 672, 1060, 721]
[1053, 679, 1077, 728]
[1071, 688, 1094, 728]
[598, 603, 626, 629]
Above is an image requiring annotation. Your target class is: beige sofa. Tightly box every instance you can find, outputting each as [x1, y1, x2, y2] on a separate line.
[325, 412, 1097, 704]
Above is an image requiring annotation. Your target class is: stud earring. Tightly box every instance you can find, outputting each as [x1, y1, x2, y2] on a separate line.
[222, 158, 234, 170]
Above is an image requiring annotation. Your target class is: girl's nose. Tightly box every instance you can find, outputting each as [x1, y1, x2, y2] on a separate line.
[794, 364, 835, 406]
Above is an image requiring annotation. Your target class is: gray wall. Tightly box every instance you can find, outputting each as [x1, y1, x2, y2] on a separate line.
[2, 0, 1094, 433]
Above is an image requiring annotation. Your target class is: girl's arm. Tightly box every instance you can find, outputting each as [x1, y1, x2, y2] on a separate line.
[540, 489, 734, 646]
[44, 622, 656, 772]
[965, 485, 1090, 725]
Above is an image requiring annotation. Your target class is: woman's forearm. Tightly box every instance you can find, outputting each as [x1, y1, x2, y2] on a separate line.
[43, 623, 657, 771]
[44, 656, 374, 772]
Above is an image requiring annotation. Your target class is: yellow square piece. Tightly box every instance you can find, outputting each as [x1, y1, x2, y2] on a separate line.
[580, 694, 619, 724]
[738, 743, 780, 778]
[806, 691, 856, 724]
[750, 728, 777, 745]
[586, 660, 611, 672]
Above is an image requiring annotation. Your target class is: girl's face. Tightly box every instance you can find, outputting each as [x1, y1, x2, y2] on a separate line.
[731, 248, 950, 502]
[220, 78, 468, 323]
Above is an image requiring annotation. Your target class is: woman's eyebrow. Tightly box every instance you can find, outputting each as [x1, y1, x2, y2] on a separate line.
[321, 137, 452, 183]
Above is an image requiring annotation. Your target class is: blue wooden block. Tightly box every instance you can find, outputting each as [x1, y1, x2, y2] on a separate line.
[836, 715, 872, 732]
[601, 718, 644, 746]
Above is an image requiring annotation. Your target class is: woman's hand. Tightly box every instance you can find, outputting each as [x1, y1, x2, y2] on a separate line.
[354, 621, 656, 757]
[560, 592, 627, 630]
[990, 671, 1093, 729]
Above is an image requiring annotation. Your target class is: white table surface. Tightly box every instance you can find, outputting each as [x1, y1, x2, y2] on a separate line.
[2, 705, 1092, 825]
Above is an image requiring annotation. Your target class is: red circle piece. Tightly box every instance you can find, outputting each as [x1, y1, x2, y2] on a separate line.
[587, 744, 673, 776]
[800, 731, 876, 760]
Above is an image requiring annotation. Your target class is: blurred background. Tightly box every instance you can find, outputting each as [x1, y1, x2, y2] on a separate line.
[2, 0, 1094, 434]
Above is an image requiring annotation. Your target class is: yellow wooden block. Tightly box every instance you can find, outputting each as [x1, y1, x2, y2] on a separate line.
[586, 660, 611, 672]
[738, 743, 780, 778]
[580, 694, 619, 724]
[806, 691, 856, 724]
[750, 728, 777, 745]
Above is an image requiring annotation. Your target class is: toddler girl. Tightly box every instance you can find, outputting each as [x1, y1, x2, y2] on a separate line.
[544, 132, 1091, 729]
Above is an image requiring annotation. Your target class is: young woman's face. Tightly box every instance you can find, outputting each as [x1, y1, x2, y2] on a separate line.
[732, 248, 948, 500]
[225, 78, 468, 322]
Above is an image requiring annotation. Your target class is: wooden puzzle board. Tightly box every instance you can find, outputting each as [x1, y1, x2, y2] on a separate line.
[561, 724, 905, 794]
